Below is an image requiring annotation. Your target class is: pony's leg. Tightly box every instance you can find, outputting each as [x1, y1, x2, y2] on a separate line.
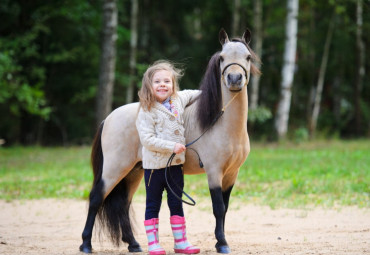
[222, 185, 234, 235]
[80, 180, 104, 253]
[209, 186, 230, 254]
[121, 164, 144, 252]
[80, 122, 105, 253]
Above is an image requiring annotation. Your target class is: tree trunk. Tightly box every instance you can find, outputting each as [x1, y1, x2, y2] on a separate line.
[355, 0, 365, 136]
[95, 0, 118, 127]
[250, 0, 263, 110]
[308, 14, 335, 139]
[141, 0, 150, 50]
[306, 6, 316, 128]
[231, 0, 241, 37]
[274, 0, 299, 140]
[126, 0, 139, 104]
[332, 77, 342, 128]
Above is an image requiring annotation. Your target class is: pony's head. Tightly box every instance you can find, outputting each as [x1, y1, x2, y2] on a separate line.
[219, 28, 260, 91]
[197, 29, 261, 131]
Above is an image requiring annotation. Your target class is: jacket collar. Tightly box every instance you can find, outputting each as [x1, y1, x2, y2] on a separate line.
[153, 96, 179, 117]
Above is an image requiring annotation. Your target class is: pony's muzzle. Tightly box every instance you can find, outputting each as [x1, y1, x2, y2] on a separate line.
[227, 73, 242, 85]
[226, 73, 244, 91]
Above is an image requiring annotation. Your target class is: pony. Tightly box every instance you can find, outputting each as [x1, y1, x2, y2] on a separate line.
[79, 28, 260, 254]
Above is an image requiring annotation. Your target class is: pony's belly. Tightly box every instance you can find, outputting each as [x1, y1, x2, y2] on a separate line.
[183, 153, 206, 175]
[183, 166, 206, 175]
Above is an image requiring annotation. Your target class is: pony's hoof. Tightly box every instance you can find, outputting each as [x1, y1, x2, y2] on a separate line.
[79, 244, 92, 253]
[216, 245, 231, 254]
[128, 244, 143, 252]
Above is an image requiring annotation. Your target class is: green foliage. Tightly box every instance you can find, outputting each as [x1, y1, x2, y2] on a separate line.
[0, 0, 101, 144]
[248, 106, 273, 124]
[0, 29, 51, 119]
[0, 0, 369, 144]
[293, 127, 309, 143]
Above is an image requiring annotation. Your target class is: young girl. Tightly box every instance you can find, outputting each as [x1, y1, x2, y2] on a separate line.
[136, 60, 200, 255]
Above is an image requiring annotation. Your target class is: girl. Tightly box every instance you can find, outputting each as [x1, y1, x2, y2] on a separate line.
[136, 60, 200, 255]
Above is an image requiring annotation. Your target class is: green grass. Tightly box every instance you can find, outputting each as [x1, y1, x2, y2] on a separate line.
[0, 146, 92, 200]
[1, 140, 369, 208]
[247, 140, 370, 208]
[185, 140, 370, 208]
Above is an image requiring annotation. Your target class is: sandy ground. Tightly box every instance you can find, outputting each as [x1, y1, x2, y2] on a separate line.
[0, 198, 369, 255]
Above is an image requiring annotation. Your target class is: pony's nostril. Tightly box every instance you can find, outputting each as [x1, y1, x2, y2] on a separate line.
[236, 73, 242, 82]
[227, 74, 232, 83]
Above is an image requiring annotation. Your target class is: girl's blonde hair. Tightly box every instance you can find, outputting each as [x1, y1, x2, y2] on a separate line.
[138, 60, 183, 111]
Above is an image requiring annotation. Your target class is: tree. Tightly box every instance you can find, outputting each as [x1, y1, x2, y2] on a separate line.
[355, 0, 365, 136]
[1, 0, 369, 144]
[231, 0, 241, 37]
[274, 0, 299, 140]
[0, 1, 102, 144]
[308, 13, 335, 138]
[126, 0, 139, 104]
[250, 0, 263, 110]
[96, 0, 118, 127]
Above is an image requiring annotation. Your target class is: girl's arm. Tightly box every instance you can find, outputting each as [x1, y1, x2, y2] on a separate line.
[178, 89, 201, 108]
[136, 110, 176, 153]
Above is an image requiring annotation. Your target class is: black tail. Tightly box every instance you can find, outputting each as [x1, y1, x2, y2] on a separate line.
[97, 163, 143, 246]
[97, 176, 134, 246]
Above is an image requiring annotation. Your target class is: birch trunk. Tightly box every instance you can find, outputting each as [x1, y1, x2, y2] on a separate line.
[274, 0, 299, 139]
[232, 0, 241, 37]
[126, 0, 139, 104]
[96, 0, 118, 127]
[250, 0, 263, 110]
[355, 0, 365, 136]
[308, 14, 335, 138]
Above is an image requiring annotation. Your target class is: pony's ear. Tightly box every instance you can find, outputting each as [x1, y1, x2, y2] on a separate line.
[219, 28, 229, 45]
[242, 29, 252, 44]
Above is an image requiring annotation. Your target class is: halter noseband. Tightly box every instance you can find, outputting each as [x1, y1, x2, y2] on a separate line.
[221, 62, 248, 77]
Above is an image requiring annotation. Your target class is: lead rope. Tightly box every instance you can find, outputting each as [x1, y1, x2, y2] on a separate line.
[185, 92, 239, 148]
[165, 92, 241, 206]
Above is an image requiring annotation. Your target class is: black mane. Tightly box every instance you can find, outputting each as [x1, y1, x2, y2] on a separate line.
[197, 52, 222, 131]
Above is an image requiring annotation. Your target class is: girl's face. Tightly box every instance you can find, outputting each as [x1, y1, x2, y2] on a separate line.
[152, 70, 173, 103]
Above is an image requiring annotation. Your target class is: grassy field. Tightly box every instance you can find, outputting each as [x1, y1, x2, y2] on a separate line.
[0, 140, 369, 208]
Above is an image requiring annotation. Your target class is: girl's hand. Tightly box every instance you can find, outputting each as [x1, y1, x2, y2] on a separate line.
[173, 143, 186, 154]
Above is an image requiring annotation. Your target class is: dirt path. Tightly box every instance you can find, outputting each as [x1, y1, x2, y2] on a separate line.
[0, 199, 369, 254]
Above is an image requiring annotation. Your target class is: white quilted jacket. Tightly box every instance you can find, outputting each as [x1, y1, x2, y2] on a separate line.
[136, 90, 200, 169]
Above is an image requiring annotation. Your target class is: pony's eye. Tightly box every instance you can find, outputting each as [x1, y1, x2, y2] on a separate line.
[220, 56, 224, 62]
[247, 55, 251, 61]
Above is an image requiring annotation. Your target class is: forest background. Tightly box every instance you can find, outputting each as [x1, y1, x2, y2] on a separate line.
[0, 0, 369, 146]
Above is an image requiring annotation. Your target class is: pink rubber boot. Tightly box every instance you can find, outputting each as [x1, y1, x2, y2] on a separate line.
[144, 218, 166, 255]
[170, 215, 200, 254]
